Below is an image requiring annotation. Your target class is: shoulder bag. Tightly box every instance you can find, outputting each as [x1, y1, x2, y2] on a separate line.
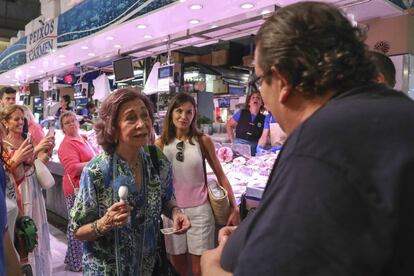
[15, 215, 38, 258]
[148, 146, 180, 276]
[198, 135, 231, 225]
[34, 158, 55, 189]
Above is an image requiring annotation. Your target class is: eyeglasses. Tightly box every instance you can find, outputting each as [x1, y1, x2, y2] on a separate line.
[176, 141, 184, 162]
[250, 70, 271, 91]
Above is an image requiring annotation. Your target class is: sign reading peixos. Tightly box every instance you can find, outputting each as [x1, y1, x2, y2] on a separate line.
[26, 19, 58, 62]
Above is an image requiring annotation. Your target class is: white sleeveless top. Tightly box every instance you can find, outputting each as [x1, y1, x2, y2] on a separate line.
[163, 138, 208, 208]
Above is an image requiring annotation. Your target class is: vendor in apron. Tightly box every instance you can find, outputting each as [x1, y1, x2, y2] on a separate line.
[226, 91, 265, 156]
[257, 112, 287, 154]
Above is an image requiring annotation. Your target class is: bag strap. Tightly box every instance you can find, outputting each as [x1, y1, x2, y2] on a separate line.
[198, 135, 209, 188]
[148, 145, 178, 275]
[148, 145, 160, 176]
[66, 174, 77, 193]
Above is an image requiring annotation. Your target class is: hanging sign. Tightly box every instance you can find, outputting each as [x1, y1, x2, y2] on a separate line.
[26, 18, 58, 62]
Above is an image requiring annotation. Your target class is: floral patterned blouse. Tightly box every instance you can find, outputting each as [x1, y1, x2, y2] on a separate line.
[70, 146, 174, 275]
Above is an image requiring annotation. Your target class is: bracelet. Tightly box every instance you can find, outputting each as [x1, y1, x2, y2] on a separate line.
[6, 159, 16, 172]
[92, 220, 104, 237]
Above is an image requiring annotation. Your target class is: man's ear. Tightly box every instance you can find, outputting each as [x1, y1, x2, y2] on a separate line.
[271, 66, 292, 104]
[376, 73, 386, 85]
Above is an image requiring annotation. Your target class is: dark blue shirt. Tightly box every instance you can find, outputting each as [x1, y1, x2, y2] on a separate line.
[221, 84, 414, 275]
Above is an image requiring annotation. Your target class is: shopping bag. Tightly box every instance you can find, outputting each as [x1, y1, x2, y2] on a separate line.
[34, 159, 55, 189]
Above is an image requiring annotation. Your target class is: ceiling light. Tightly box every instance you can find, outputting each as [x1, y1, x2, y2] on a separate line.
[5, 76, 10, 79]
[241, 3, 254, 9]
[261, 9, 271, 15]
[190, 4, 203, 10]
[137, 24, 147, 29]
[58, 54, 65, 58]
[189, 19, 200, 24]
[81, 46, 89, 50]
[105, 36, 114, 40]
[179, 0, 186, 2]
[88, 53, 96, 56]
[210, 24, 218, 29]
[114, 44, 122, 48]
[144, 35, 153, 39]
[39, 70, 45, 73]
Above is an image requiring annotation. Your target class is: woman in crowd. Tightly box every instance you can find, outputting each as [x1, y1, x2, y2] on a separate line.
[70, 88, 191, 275]
[155, 92, 239, 276]
[54, 95, 73, 127]
[226, 91, 265, 156]
[1, 104, 54, 276]
[58, 111, 99, 272]
[1, 123, 22, 276]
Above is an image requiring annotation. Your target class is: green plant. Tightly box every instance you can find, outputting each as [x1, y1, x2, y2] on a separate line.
[197, 115, 213, 127]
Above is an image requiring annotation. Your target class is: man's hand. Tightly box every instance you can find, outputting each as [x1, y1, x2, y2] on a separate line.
[201, 227, 236, 276]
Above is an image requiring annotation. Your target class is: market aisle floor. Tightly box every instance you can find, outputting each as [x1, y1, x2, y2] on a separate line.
[49, 224, 82, 275]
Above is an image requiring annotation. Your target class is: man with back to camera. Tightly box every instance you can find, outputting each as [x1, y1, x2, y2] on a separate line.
[201, 2, 414, 276]
[368, 50, 396, 88]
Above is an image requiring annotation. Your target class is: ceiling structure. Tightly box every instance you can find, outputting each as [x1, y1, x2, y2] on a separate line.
[0, 0, 406, 86]
[0, 0, 40, 41]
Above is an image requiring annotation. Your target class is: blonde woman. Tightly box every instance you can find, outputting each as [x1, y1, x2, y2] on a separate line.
[1, 104, 54, 276]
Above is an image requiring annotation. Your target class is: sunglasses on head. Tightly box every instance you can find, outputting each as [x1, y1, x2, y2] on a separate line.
[176, 141, 184, 162]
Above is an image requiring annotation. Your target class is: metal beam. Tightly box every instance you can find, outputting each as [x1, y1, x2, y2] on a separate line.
[0, 17, 28, 30]
[0, 27, 18, 39]
[121, 13, 267, 57]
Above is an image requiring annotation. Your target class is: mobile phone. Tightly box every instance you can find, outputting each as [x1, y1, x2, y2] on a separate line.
[26, 132, 32, 143]
[47, 127, 55, 137]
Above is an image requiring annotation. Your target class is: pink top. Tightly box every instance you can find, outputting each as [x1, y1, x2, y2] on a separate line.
[163, 138, 207, 208]
[58, 135, 98, 197]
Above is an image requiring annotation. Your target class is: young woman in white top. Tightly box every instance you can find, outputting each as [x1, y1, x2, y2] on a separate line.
[155, 92, 239, 276]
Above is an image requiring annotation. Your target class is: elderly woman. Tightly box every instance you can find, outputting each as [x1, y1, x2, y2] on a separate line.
[70, 88, 191, 275]
[58, 111, 99, 272]
[1, 104, 53, 276]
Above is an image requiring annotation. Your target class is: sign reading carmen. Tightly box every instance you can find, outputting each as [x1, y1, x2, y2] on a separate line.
[26, 19, 58, 62]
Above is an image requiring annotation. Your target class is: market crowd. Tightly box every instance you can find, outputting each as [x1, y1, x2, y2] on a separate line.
[1, 2, 414, 276]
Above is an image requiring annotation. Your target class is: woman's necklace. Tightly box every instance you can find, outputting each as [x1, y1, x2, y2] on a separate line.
[5, 135, 23, 148]
[129, 154, 142, 186]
